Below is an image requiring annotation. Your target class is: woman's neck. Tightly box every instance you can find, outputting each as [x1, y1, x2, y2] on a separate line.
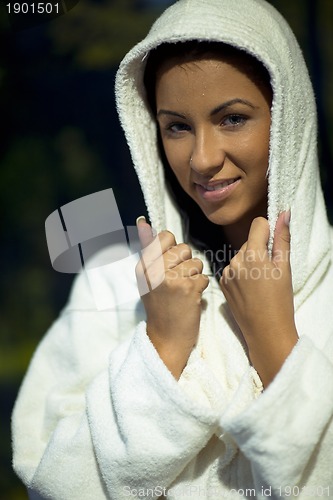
[222, 220, 251, 252]
[221, 200, 268, 252]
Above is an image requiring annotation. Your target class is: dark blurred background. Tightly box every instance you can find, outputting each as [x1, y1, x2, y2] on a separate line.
[0, 0, 332, 498]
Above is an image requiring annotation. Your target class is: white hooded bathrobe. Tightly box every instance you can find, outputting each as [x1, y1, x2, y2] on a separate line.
[12, 0, 333, 498]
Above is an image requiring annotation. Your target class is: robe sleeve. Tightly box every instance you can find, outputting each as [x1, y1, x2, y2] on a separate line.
[12, 266, 219, 500]
[221, 334, 333, 498]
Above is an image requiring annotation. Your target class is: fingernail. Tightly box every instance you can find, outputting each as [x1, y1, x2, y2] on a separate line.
[136, 215, 146, 226]
[284, 209, 291, 226]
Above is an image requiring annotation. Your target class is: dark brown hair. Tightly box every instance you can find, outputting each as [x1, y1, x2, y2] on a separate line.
[144, 41, 272, 114]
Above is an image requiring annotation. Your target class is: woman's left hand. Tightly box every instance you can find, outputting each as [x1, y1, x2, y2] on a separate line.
[220, 211, 298, 387]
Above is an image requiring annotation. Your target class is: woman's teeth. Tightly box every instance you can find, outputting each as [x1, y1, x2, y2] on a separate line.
[204, 179, 236, 191]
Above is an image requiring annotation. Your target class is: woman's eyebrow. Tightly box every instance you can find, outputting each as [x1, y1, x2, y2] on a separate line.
[210, 98, 257, 116]
[156, 99, 257, 120]
[156, 110, 187, 119]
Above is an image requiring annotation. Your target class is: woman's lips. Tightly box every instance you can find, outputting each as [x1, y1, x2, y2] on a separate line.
[195, 178, 241, 202]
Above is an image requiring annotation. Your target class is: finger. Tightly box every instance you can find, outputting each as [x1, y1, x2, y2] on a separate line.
[193, 273, 210, 295]
[136, 216, 154, 249]
[220, 264, 232, 288]
[175, 257, 203, 277]
[139, 231, 177, 291]
[164, 243, 192, 270]
[246, 217, 270, 252]
[229, 241, 247, 267]
[220, 271, 229, 294]
[135, 216, 159, 294]
[141, 230, 176, 271]
[272, 210, 291, 265]
[147, 252, 198, 286]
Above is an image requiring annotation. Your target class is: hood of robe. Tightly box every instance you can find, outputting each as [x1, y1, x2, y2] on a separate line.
[115, 0, 332, 309]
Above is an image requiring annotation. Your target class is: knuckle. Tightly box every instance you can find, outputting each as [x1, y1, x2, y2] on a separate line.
[166, 246, 179, 262]
[165, 267, 178, 281]
[280, 234, 291, 245]
[221, 266, 230, 284]
[251, 216, 269, 232]
[229, 256, 240, 270]
[253, 216, 267, 225]
[245, 248, 266, 264]
[201, 274, 210, 286]
[188, 255, 200, 265]
[193, 272, 207, 284]
[192, 257, 203, 271]
[177, 243, 192, 258]
[160, 230, 176, 246]
[164, 267, 179, 281]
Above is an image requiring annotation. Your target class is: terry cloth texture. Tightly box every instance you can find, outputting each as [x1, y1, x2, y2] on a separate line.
[12, 0, 333, 499]
[115, 0, 332, 309]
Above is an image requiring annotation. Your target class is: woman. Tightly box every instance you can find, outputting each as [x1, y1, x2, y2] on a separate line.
[12, 0, 333, 498]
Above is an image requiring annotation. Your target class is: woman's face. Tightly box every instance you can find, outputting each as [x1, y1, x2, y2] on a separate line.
[155, 55, 271, 228]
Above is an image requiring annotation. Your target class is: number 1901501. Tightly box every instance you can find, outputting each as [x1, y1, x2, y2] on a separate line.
[6, 3, 59, 14]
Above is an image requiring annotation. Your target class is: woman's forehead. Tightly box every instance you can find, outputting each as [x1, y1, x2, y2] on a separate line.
[156, 57, 272, 109]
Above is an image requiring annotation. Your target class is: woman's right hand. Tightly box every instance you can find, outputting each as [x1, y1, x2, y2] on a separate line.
[135, 217, 209, 379]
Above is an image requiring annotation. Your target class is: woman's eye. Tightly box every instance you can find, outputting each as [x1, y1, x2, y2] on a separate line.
[166, 122, 191, 134]
[222, 114, 247, 127]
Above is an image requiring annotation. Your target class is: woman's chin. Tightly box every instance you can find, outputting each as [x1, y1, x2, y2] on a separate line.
[201, 207, 243, 227]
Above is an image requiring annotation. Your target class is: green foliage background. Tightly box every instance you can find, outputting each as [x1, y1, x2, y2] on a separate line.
[0, 1, 332, 498]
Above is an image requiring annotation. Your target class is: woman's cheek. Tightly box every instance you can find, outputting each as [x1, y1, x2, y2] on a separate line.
[164, 144, 188, 176]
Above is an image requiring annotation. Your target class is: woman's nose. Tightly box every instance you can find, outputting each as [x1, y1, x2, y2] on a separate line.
[190, 129, 225, 176]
